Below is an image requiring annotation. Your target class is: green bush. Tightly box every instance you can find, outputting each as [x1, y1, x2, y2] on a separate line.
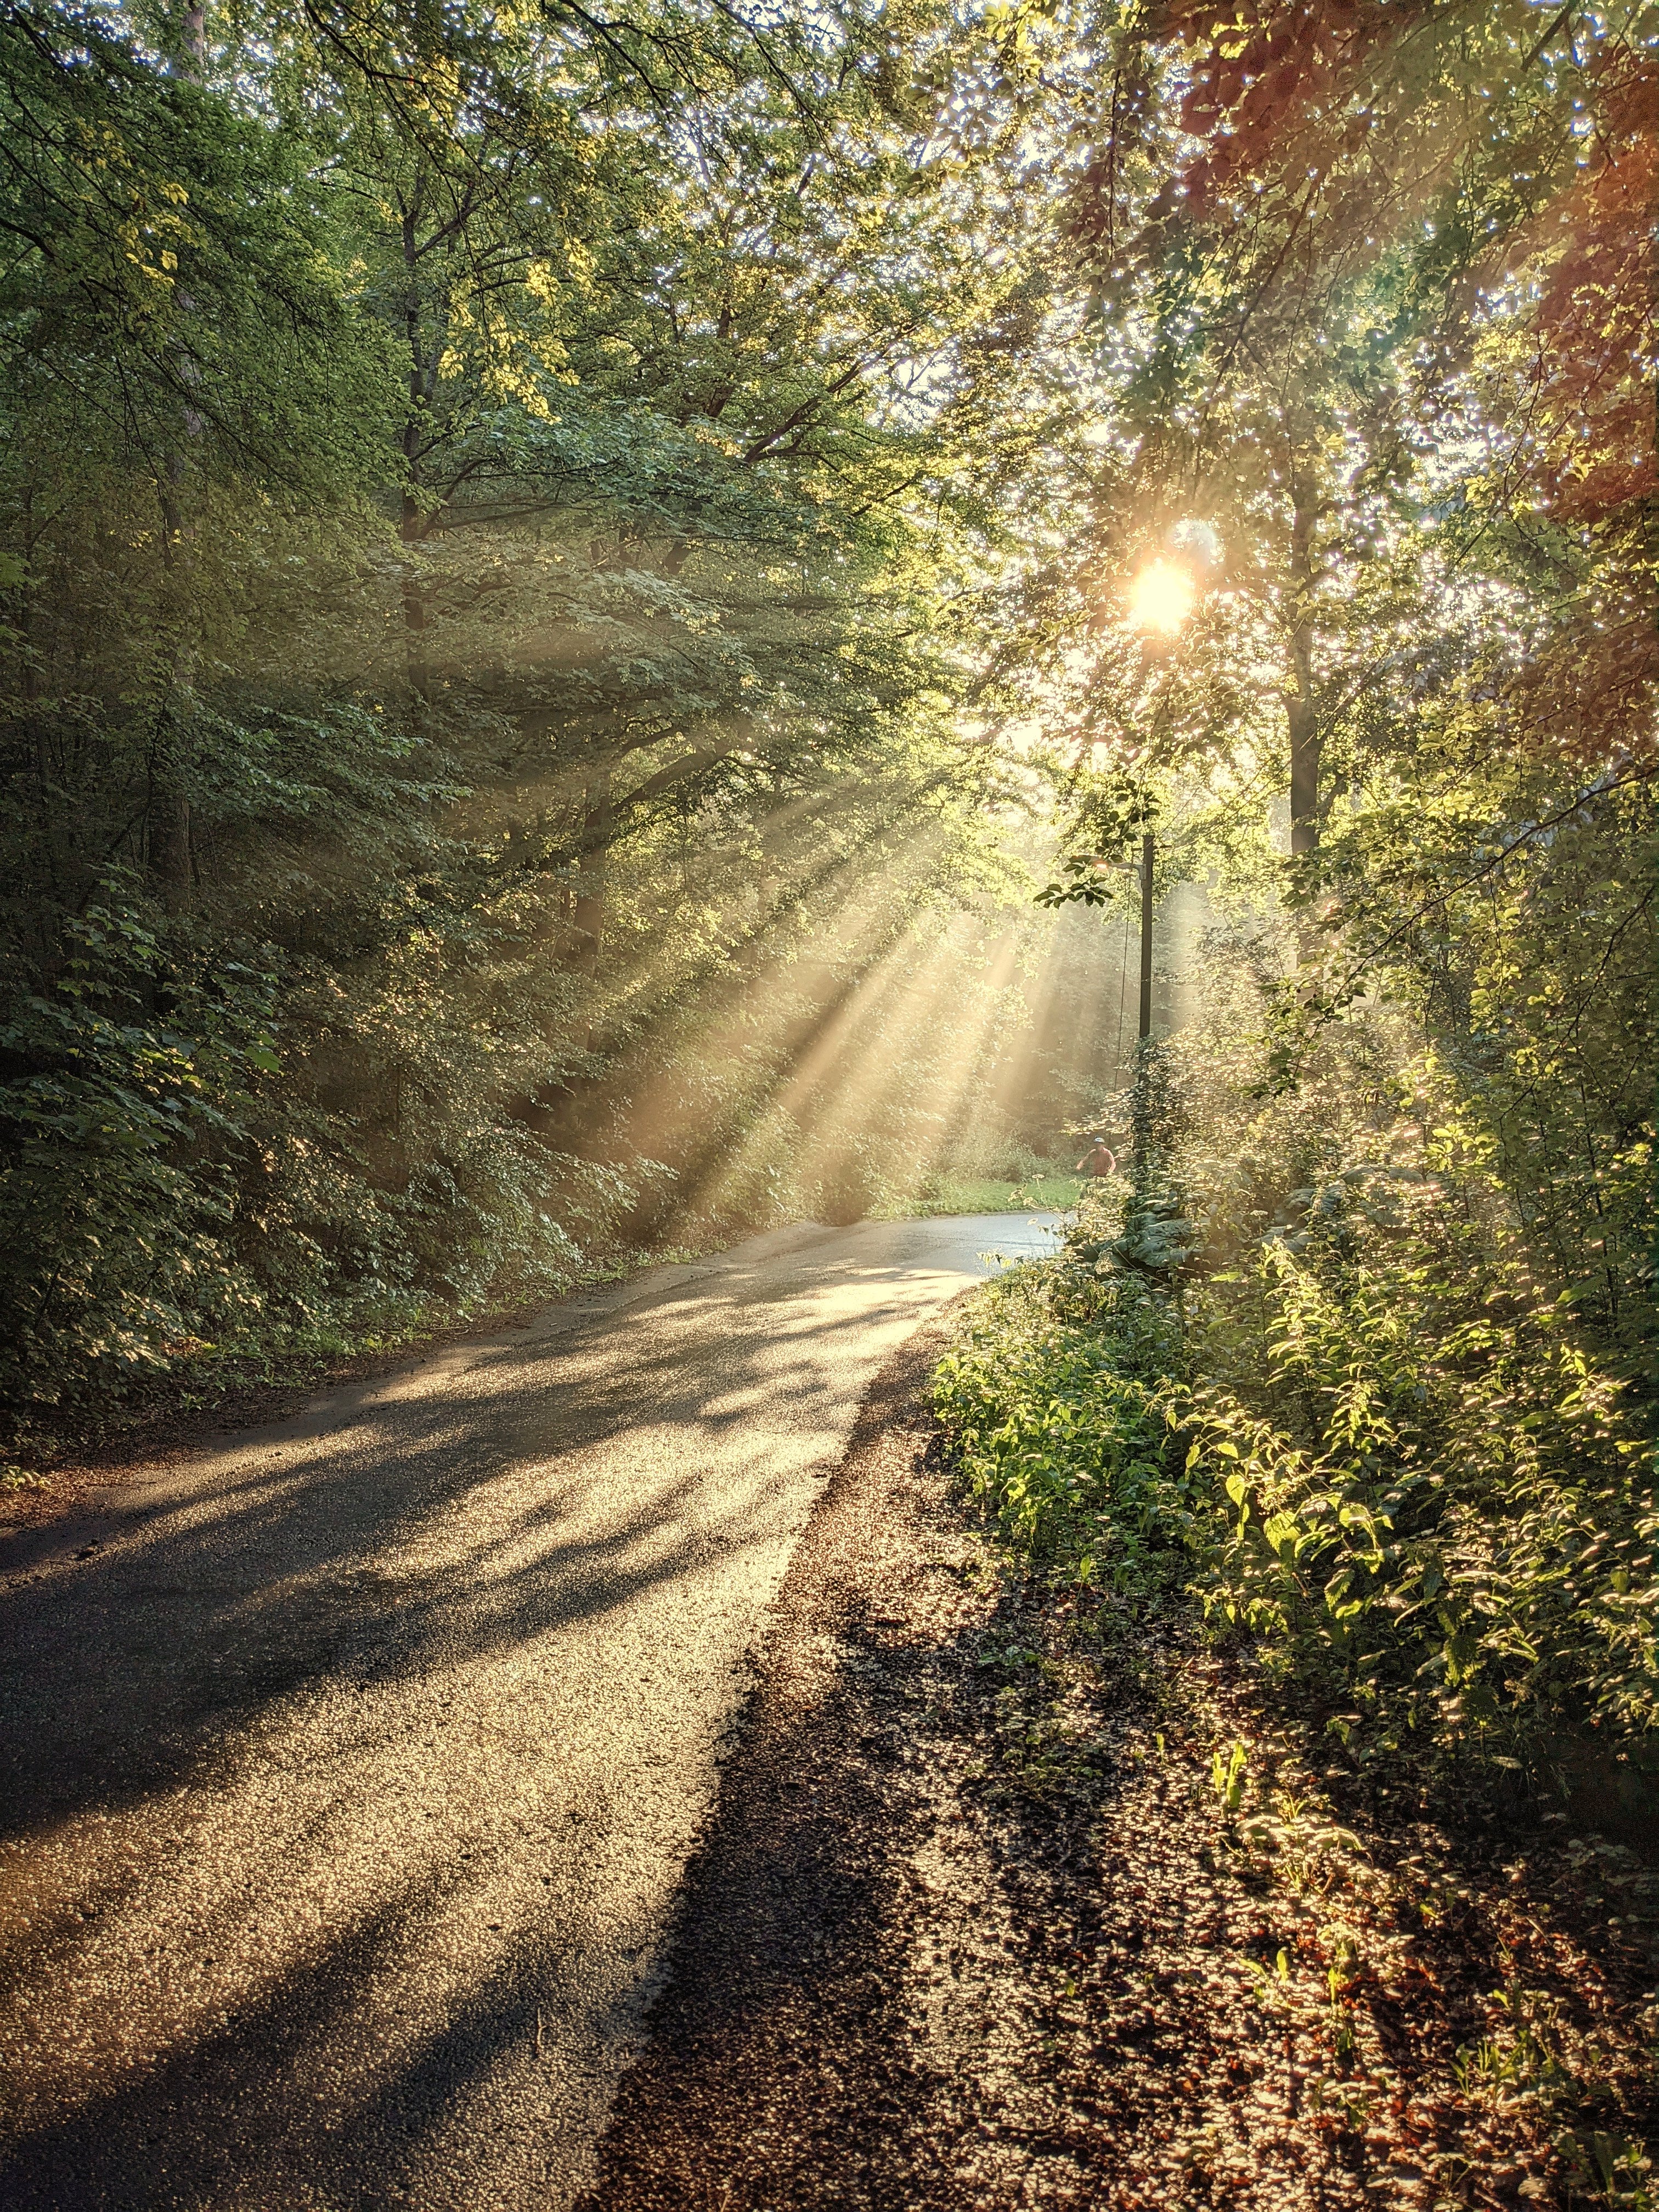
[932, 1080, 1657, 1772]
[0, 904, 275, 1402]
[1183, 1187, 1657, 1756]
[930, 1260, 1184, 1596]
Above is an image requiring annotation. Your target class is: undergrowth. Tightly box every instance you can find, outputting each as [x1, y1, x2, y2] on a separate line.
[930, 1034, 1658, 1804]
[932, 1018, 1659, 2203]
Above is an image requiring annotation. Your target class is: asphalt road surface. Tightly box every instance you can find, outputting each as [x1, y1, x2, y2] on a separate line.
[0, 1213, 1056, 2211]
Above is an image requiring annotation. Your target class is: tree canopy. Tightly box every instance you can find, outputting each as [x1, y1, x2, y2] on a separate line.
[1, 0, 1651, 1525]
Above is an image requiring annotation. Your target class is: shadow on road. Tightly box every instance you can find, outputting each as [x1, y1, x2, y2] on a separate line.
[0, 1222, 1045, 2208]
[575, 1322, 1139, 2212]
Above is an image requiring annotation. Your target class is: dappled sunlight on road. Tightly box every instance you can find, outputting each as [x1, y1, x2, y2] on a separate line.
[0, 1215, 1057, 2209]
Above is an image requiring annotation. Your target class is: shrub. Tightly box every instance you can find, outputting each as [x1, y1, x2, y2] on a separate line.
[933, 1103, 1657, 1774]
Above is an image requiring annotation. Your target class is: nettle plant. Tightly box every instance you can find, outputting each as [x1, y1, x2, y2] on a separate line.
[937, 995, 1656, 1773]
[1177, 1168, 1656, 1757]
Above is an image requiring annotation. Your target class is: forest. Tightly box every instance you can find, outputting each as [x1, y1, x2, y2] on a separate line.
[4, 0, 1649, 1730]
[927, 0, 1656, 1799]
[0, 0, 1654, 2185]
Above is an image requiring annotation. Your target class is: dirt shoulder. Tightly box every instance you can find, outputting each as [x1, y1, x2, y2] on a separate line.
[580, 1324, 1659, 2211]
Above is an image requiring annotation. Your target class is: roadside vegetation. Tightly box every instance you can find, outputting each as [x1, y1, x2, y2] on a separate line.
[935, 1014, 1655, 1803]
[924, 1, 1655, 2192]
[0, 0, 1143, 1456]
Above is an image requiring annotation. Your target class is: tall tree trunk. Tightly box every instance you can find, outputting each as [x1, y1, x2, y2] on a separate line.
[572, 765, 612, 960]
[1288, 476, 1321, 856]
[400, 206, 432, 717]
[1288, 694, 1319, 857]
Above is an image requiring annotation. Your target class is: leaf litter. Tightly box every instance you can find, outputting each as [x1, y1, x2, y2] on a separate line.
[579, 1323, 1659, 2210]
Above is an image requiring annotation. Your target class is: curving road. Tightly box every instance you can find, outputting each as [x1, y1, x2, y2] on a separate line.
[0, 1213, 1054, 2210]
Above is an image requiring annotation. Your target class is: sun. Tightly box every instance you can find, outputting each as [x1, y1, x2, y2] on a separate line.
[1128, 558, 1196, 636]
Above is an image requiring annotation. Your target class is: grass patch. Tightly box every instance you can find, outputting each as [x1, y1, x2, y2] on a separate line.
[886, 1173, 1086, 1217]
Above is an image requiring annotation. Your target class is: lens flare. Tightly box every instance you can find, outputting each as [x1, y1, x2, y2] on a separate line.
[1171, 517, 1223, 569]
[1128, 559, 1196, 635]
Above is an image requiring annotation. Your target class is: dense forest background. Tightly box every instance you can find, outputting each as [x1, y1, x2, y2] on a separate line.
[923, 0, 1656, 1800]
[1, 0, 1652, 1633]
[0, 0, 1134, 1415]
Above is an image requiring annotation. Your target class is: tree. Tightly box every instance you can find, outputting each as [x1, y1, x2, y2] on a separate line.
[0, 0, 1059, 1407]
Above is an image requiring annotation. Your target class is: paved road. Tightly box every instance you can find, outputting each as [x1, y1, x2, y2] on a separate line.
[0, 1214, 1055, 2210]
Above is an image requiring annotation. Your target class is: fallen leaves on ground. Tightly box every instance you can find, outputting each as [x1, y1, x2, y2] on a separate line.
[582, 1327, 1659, 2210]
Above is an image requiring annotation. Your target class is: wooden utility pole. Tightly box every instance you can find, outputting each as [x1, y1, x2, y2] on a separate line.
[1288, 472, 1322, 855]
[1089, 838, 1159, 1046]
[1138, 833, 1155, 1039]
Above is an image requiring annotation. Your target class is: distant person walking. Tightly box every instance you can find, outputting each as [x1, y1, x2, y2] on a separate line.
[1075, 1135, 1118, 1178]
